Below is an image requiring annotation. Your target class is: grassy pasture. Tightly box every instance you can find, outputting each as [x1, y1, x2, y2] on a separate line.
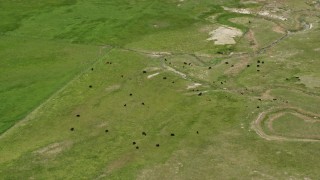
[271, 113, 320, 139]
[0, 0, 254, 135]
[0, 0, 320, 179]
[0, 36, 100, 134]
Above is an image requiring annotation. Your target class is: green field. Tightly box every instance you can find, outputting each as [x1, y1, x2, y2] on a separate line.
[1, 0, 320, 179]
[271, 113, 320, 139]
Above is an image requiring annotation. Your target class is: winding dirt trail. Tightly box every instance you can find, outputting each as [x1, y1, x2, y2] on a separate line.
[251, 106, 320, 142]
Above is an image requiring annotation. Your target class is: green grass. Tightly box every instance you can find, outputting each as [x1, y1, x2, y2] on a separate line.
[216, 13, 251, 32]
[0, 36, 101, 134]
[271, 88, 320, 114]
[271, 113, 320, 139]
[0, 0, 77, 33]
[0, 0, 320, 179]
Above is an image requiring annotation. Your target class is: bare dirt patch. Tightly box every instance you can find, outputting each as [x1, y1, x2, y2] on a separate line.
[207, 26, 243, 45]
[35, 141, 73, 157]
[299, 75, 320, 88]
[187, 83, 202, 89]
[272, 25, 286, 34]
[148, 72, 160, 79]
[105, 84, 121, 92]
[163, 65, 187, 79]
[149, 52, 172, 58]
[223, 7, 288, 21]
[246, 29, 259, 50]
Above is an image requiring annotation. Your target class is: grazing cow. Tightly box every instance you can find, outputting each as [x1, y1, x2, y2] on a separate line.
[130, 93, 133, 96]
[156, 144, 160, 147]
[247, 65, 250, 67]
[70, 128, 74, 131]
[124, 104, 127, 107]
[198, 92, 202, 96]
[257, 106, 260, 108]
[141, 102, 145, 105]
[136, 146, 139, 149]
[257, 65, 260, 67]
[163, 77, 167, 80]
[133, 142, 136, 145]
[196, 131, 199, 134]
[89, 85, 92, 88]
[76, 114, 80, 117]
[105, 129, 109, 133]
[209, 67, 212, 69]
[225, 62, 229, 64]
[91, 68, 94, 71]
[142, 132, 147, 136]
[257, 70, 260, 72]
[172, 81, 175, 84]
[143, 71, 147, 73]
[257, 60, 260, 63]
[171, 133, 175, 136]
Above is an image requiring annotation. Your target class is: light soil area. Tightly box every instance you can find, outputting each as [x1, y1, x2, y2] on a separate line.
[148, 72, 160, 79]
[246, 29, 259, 50]
[207, 26, 243, 45]
[272, 25, 286, 34]
[223, 7, 288, 21]
[105, 84, 121, 92]
[163, 65, 187, 79]
[187, 83, 202, 89]
[298, 75, 320, 88]
[35, 141, 73, 156]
